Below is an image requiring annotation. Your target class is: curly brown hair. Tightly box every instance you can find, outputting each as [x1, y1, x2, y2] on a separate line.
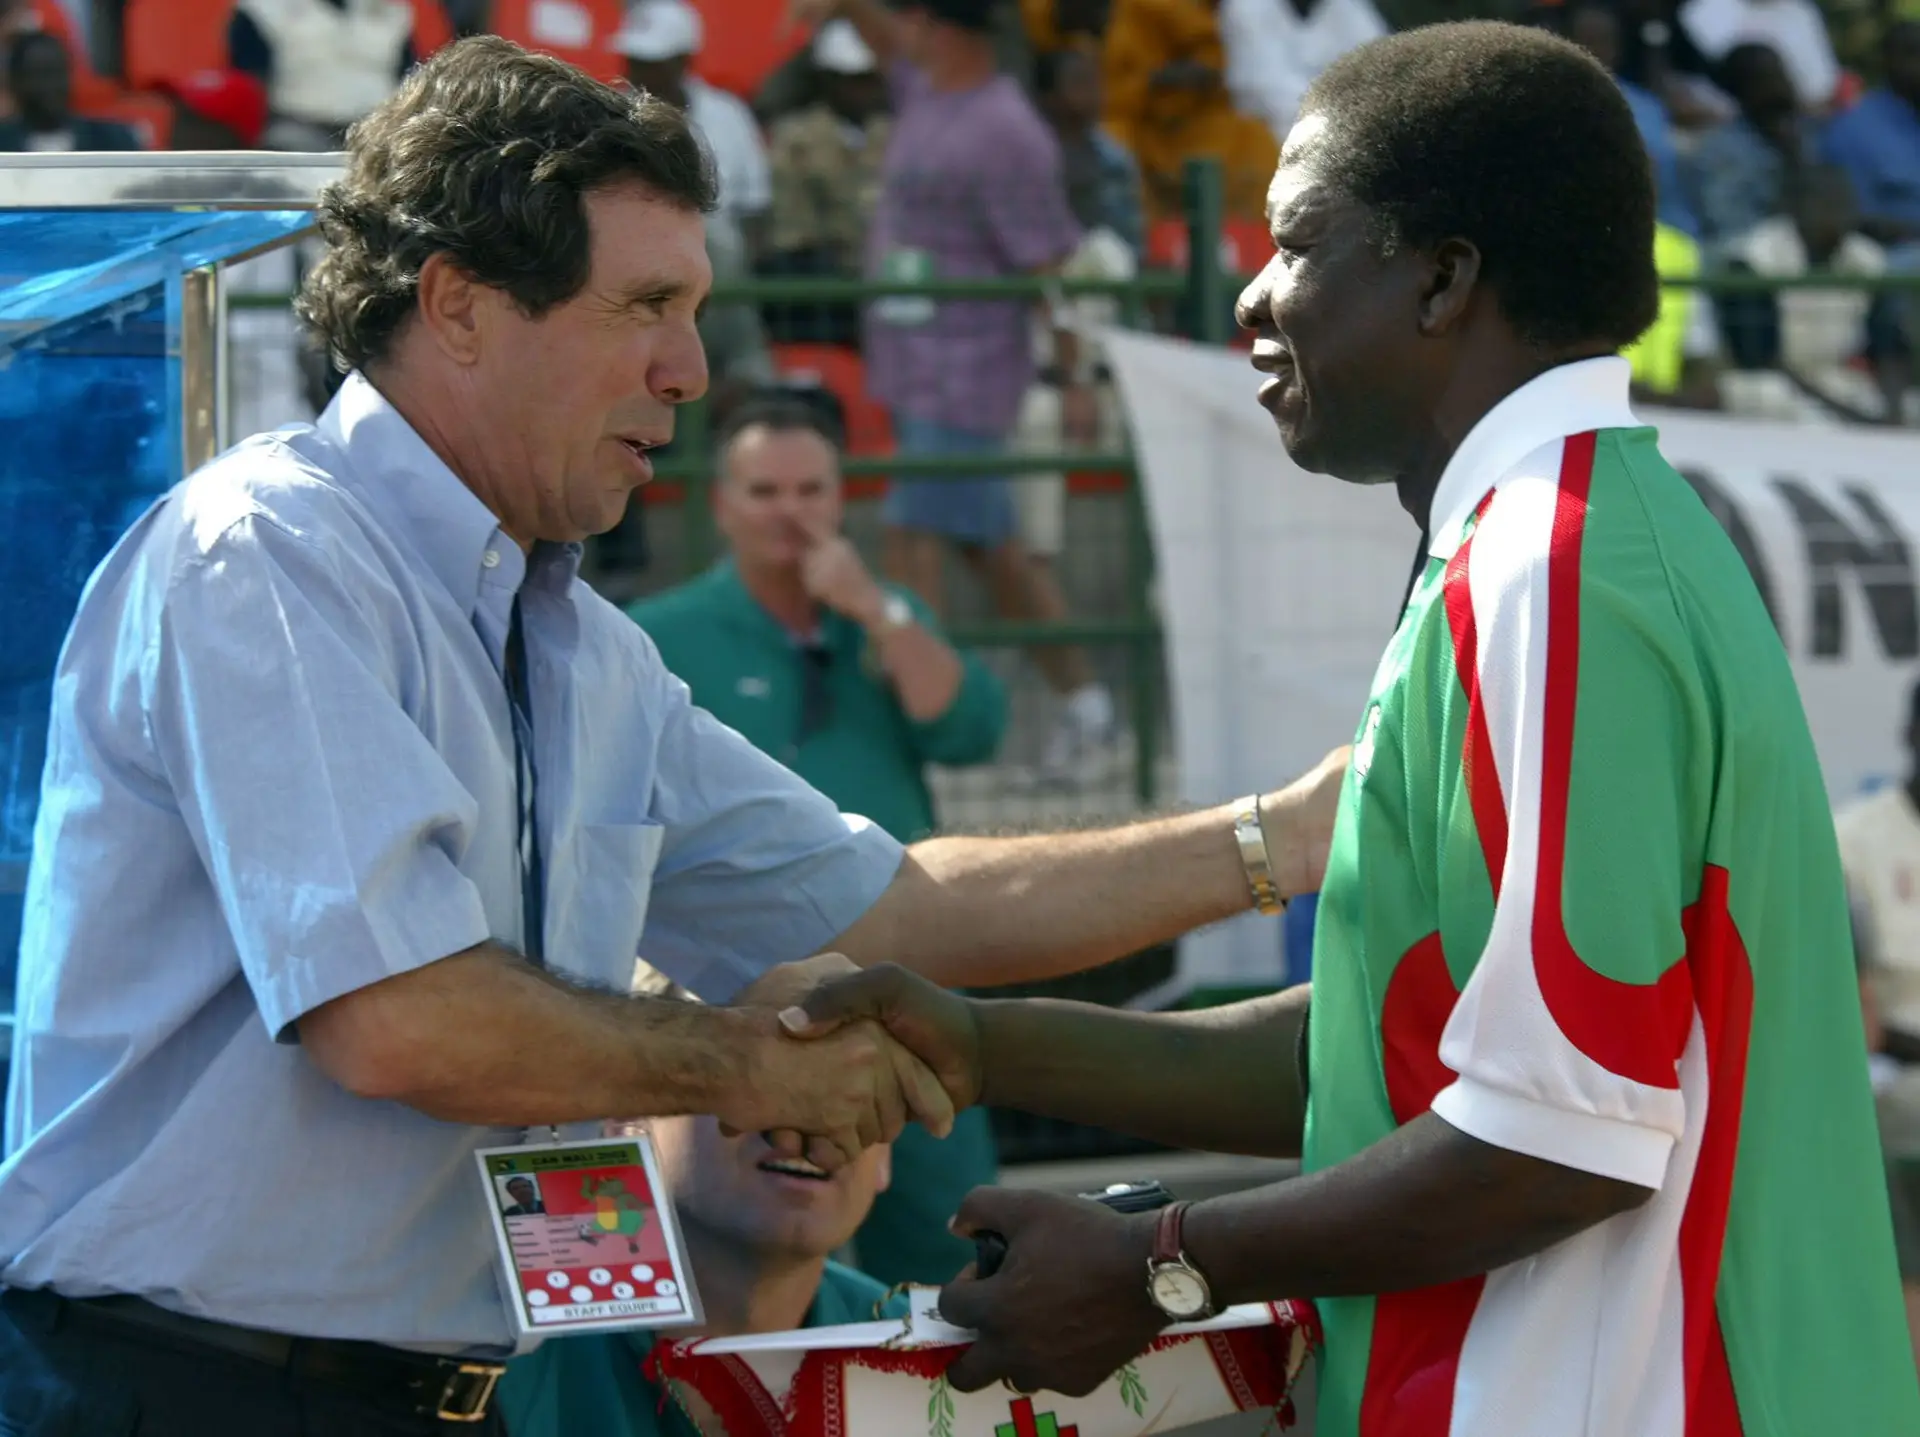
[297, 35, 717, 373]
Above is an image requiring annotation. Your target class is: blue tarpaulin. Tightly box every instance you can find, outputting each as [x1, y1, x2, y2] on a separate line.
[1, 205, 311, 1009]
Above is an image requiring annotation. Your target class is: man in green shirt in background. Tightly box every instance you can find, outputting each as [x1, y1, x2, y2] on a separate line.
[627, 396, 1008, 1285]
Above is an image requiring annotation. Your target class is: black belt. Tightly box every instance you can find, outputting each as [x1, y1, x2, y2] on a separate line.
[0, 1289, 504, 1424]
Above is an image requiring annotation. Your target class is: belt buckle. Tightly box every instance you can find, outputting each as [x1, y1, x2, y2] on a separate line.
[435, 1361, 503, 1423]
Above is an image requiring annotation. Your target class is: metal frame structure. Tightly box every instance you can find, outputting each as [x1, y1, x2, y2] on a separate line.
[0, 155, 344, 1014]
[1, 152, 342, 466]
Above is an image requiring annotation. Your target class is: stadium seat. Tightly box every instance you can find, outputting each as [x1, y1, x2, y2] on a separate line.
[409, 0, 455, 57]
[487, 0, 623, 81]
[122, 0, 233, 91]
[688, 0, 802, 99]
[1144, 217, 1273, 278]
[1221, 217, 1273, 275]
[770, 343, 892, 459]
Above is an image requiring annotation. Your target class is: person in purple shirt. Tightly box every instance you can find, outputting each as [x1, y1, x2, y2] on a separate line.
[794, 0, 1123, 787]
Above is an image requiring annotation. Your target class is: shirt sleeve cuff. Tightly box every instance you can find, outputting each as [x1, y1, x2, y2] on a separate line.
[260, 864, 493, 1044]
[1429, 1075, 1676, 1190]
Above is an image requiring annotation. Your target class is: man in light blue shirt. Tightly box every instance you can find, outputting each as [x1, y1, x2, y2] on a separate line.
[0, 35, 1346, 1437]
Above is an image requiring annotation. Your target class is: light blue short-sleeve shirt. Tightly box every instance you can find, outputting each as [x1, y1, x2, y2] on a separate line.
[0, 373, 903, 1353]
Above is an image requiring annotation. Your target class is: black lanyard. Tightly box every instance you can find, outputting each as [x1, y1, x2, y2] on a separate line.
[505, 595, 545, 966]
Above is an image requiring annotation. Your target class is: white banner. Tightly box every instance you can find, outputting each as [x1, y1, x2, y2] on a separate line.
[1106, 329, 1920, 992]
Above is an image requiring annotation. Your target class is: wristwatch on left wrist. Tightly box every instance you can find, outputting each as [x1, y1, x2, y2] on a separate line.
[1145, 1201, 1216, 1322]
[870, 591, 913, 635]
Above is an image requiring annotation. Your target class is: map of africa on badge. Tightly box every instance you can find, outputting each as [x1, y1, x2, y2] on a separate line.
[477, 1135, 700, 1337]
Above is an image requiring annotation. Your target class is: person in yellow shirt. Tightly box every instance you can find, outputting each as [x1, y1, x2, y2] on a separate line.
[1623, 220, 1722, 408]
[1100, 0, 1277, 219]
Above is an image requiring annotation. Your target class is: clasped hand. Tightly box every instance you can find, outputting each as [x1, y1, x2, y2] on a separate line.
[719, 955, 979, 1172]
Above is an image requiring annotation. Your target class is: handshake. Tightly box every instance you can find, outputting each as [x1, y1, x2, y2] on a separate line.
[715, 955, 980, 1171]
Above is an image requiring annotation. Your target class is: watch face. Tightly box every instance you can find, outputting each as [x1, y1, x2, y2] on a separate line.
[1149, 1264, 1210, 1319]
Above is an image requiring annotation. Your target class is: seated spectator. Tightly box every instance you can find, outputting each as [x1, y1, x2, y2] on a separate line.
[1101, 0, 1277, 220]
[1714, 164, 1910, 422]
[614, 0, 772, 259]
[155, 69, 269, 150]
[229, 0, 415, 150]
[1564, 0, 1701, 237]
[760, 18, 892, 346]
[497, 1100, 908, 1436]
[1035, 45, 1143, 255]
[1216, 0, 1386, 145]
[0, 0, 36, 119]
[0, 31, 138, 150]
[1622, 220, 1724, 407]
[1821, 20, 1920, 254]
[1680, 0, 1841, 110]
[1613, 0, 1729, 127]
[1687, 41, 1816, 246]
[625, 400, 1005, 1285]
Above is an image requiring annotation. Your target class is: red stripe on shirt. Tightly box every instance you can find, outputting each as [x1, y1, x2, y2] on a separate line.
[1443, 496, 1509, 895]
[1532, 432, 1695, 1088]
[1380, 932, 1460, 1126]
[1358, 1276, 1486, 1437]
[1678, 865, 1753, 1436]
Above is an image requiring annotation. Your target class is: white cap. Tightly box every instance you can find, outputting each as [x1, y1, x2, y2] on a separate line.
[811, 18, 877, 74]
[610, 0, 703, 61]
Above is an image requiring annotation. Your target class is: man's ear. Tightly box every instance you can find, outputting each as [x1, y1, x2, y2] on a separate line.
[1417, 238, 1483, 339]
[415, 251, 487, 365]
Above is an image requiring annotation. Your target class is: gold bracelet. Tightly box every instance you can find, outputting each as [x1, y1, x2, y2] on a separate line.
[1233, 794, 1283, 915]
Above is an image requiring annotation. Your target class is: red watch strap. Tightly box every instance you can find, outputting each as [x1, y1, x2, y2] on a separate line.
[1152, 1200, 1192, 1266]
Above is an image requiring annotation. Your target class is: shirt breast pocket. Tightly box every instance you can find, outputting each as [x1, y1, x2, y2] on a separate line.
[547, 820, 666, 991]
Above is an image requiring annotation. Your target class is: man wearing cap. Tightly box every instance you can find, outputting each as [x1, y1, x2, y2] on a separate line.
[761, 18, 891, 346]
[766, 20, 890, 280]
[613, 0, 771, 259]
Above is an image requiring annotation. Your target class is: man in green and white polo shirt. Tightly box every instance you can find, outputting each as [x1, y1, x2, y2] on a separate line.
[778, 20, 1920, 1435]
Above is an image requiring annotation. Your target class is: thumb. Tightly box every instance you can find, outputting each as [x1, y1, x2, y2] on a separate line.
[779, 968, 891, 1039]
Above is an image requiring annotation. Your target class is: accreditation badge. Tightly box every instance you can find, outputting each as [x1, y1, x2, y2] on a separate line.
[477, 1132, 702, 1338]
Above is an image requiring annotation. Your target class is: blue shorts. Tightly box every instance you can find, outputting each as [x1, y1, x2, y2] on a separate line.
[882, 413, 1015, 548]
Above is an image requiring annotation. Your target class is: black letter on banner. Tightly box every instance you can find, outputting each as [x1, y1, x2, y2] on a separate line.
[1775, 481, 1918, 659]
[1680, 467, 1780, 632]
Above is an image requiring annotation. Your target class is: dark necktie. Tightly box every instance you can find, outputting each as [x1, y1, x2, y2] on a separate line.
[505, 595, 545, 966]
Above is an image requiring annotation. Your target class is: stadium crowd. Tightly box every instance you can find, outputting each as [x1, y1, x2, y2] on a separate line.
[3, 0, 1914, 423]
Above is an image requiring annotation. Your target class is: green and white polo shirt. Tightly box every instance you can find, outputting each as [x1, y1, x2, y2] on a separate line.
[1305, 357, 1920, 1437]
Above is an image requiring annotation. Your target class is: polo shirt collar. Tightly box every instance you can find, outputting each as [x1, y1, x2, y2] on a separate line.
[708, 559, 837, 646]
[1426, 356, 1638, 559]
[318, 371, 583, 615]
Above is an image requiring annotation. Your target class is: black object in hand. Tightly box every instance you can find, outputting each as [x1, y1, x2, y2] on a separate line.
[970, 1182, 1174, 1279]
